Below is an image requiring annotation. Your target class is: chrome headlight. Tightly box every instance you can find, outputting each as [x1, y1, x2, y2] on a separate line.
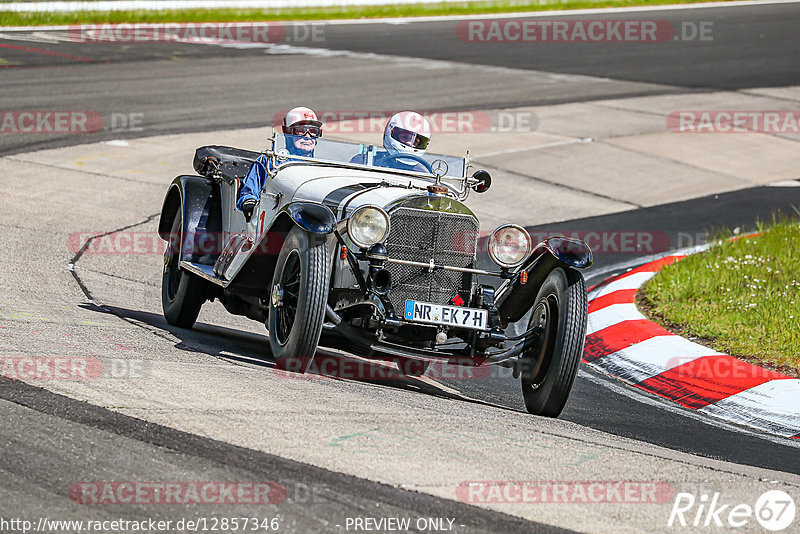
[347, 206, 390, 249]
[488, 224, 532, 268]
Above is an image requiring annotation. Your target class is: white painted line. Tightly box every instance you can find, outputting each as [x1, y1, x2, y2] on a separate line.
[592, 336, 722, 383]
[474, 137, 593, 160]
[699, 379, 800, 437]
[0, 0, 483, 13]
[588, 270, 654, 301]
[578, 368, 800, 448]
[585, 240, 800, 439]
[767, 179, 800, 187]
[195, 40, 614, 88]
[2, 0, 799, 16]
[0, 30, 75, 43]
[586, 302, 646, 335]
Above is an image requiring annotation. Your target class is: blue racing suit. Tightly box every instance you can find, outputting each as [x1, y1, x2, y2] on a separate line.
[236, 144, 314, 212]
[236, 154, 270, 212]
[349, 150, 427, 173]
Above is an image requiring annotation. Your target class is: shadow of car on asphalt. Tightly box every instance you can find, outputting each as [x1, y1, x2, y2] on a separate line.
[78, 303, 515, 410]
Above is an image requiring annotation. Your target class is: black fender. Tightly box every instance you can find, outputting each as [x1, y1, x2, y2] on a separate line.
[532, 236, 593, 270]
[226, 203, 336, 295]
[157, 175, 219, 263]
[496, 236, 592, 326]
[281, 201, 336, 234]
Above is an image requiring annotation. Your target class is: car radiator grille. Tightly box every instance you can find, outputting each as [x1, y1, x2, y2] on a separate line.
[385, 207, 479, 313]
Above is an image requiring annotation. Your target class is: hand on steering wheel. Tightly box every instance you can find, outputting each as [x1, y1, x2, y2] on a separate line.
[380, 153, 433, 173]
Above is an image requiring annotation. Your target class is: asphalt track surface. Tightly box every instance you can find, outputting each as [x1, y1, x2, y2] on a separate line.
[0, 379, 569, 533]
[3, 1, 800, 155]
[2, 2, 800, 531]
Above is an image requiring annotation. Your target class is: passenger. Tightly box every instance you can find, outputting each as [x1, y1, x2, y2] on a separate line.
[237, 107, 323, 221]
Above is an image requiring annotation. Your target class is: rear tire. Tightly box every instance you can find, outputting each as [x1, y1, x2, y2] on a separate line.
[161, 210, 207, 328]
[268, 226, 331, 373]
[520, 267, 587, 417]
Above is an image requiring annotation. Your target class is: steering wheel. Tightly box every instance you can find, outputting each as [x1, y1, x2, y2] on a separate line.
[381, 153, 433, 173]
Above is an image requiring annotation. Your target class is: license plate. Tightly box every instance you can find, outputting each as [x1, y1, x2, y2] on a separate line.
[404, 300, 488, 330]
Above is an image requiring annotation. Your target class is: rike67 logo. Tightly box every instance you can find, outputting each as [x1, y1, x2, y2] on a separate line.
[669, 490, 795, 531]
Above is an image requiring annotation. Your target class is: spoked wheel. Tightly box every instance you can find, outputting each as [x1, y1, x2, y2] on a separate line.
[268, 226, 331, 373]
[161, 210, 207, 328]
[519, 267, 588, 417]
[273, 250, 301, 345]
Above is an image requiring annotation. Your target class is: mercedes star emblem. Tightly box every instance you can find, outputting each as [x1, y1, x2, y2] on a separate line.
[431, 159, 449, 177]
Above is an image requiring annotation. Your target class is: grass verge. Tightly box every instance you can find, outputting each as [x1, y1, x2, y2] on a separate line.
[640, 218, 800, 375]
[1, 0, 744, 26]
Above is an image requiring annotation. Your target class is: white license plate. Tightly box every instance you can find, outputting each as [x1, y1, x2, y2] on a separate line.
[403, 300, 488, 330]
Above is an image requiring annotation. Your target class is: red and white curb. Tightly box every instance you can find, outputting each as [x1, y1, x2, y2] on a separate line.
[583, 254, 800, 439]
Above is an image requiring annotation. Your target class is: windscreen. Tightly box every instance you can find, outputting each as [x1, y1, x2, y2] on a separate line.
[275, 134, 466, 179]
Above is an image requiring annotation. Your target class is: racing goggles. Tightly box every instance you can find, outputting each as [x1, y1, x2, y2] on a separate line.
[288, 124, 322, 138]
[391, 126, 429, 150]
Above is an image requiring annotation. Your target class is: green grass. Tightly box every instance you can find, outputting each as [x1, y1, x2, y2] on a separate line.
[641, 218, 800, 375]
[0, 0, 743, 26]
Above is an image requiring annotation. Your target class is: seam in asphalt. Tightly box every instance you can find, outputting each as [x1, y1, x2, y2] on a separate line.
[67, 212, 160, 304]
[594, 91, 800, 146]
[594, 139, 755, 185]
[474, 163, 642, 208]
[738, 89, 800, 105]
[66, 211, 255, 365]
[7, 155, 169, 185]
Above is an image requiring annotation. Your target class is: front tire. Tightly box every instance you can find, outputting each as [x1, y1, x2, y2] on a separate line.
[520, 267, 587, 417]
[268, 226, 331, 373]
[161, 210, 207, 328]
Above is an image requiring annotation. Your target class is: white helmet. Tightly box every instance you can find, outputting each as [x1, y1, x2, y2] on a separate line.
[282, 106, 322, 136]
[383, 111, 431, 156]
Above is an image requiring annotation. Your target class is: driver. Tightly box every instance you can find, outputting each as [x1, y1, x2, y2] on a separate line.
[237, 107, 323, 221]
[351, 111, 431, 172]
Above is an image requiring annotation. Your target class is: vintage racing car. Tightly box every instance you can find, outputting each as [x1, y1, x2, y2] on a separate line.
[157, 132, 592, 416]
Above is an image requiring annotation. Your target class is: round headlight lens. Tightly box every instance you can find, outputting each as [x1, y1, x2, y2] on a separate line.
[488, 224, 532, 268]
[347, 206, 390, 249]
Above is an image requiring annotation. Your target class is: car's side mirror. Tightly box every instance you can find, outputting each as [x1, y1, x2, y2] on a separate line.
[471, 170, 491, 193]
